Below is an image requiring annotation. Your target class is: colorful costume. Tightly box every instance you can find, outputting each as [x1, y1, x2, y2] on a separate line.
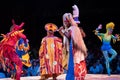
[0, 19, 27, 80]
[16, 38, 28, 58]
[59, 13, 87, 80]
[61, 5, 86, 71]
[16, 38, 31, 67]
[94, 22, 119, 76]
[39, 23, 63, 79]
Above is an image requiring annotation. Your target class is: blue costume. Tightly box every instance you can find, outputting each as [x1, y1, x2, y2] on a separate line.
[66, 39, 74, 80]
[16, 38, 27, 58]
[94, 22, 119, 76]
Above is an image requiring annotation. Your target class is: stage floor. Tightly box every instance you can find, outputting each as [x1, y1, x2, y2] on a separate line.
[0, 74, 120, 80]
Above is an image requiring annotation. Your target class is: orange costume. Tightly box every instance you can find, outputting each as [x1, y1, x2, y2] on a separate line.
[39, 23, 63, 79]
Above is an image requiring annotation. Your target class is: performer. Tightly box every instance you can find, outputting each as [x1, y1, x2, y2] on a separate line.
[0, 19, 27, 80]
[16, 38, 31, 67]
[39, 23, 63, 80]
[58, 13, 87, 80]
[94, 22, 120, 76]
[60, 4, 86, 71]
[15, 38, 31, 76]
[59, 13, 70, 70]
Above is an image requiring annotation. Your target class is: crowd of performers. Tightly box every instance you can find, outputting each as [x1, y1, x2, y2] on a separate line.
[0, 4, 120, 80]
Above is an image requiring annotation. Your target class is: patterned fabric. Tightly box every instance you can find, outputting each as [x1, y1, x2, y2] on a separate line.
[65, 25, 87, 80]
[74, 60, 87, 80]
[39, 36, 63, 75]
[66, 39, 87, 80]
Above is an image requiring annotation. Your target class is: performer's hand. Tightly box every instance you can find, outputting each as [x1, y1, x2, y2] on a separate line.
[26, 39, 29, 43]
[115, 34, 120, 41]
[97, 24, 102, 30]
[58, 26, 64, 32]
[57, 26, 65, 37]
[1, 34, 6, 38]
[115, 34, 119, 38]
[98, 24, 102, 29]
[94, 24, 102, 34]
[72, 4, 79, 17]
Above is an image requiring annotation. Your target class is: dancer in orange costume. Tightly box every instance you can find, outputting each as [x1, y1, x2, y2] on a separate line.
[39, 23, 63, 80]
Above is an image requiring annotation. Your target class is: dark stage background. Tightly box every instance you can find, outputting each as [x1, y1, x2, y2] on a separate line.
[0, 0, 120, 55]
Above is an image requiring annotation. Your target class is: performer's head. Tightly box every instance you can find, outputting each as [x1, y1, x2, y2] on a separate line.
[17, 38, 25, 50]
[63, 13, 71, 28]
[45, 23, 58, 36]
[106, 22, 115, 34]
[10, 19, 24, 31]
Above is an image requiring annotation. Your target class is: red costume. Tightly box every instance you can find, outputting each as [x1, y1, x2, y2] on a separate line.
[0, 19, 27, 80]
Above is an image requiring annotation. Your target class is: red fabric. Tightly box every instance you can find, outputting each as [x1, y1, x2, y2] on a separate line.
[3, 45, 23, 80]
[74, 60, 87, 80]
[0, 30, 26, 80]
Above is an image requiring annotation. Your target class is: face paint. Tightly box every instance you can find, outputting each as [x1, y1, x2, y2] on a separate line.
[108, 28, 113, 34]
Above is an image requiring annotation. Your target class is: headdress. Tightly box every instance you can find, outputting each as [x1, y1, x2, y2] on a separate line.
[18, 38, 24, 46]
[45, 23, 58, 32]
[10, 19, 24, 31]
[63, 13, 70, 27]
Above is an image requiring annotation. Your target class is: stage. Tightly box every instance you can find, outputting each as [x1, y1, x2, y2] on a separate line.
[0, 74, 120, 80]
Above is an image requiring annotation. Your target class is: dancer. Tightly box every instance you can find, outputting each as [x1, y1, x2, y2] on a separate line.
[15, 38, 31, 77]
[58, 13, 87, 80]
[39, 23, 63, 80]
[94, 22, 120, 76]
[60, 4, 86, 71]
[0, 19, 27, 80]
[59, 13, 70, 70]
[16, 38, 31, 67]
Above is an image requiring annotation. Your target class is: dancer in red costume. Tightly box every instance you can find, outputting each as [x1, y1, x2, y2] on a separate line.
[0, 19, 27, 80]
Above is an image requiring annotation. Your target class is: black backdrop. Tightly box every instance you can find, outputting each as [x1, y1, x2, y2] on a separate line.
[0, 0, 120, 52]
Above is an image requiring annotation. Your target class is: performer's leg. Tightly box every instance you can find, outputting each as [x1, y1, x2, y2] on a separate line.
[102, 51, 111, 76]
[11, 63, 16, 79]
[108, 49, 117, 62]
[0, 50, 6, 71]
[52, 74, 57, 80]
[40, 74, 45, 80]
[11, 53, 23, 80]
[15, 59, 23, 80]
[74, 60, 87, 80]
[52, 73, 61, 80]
[0, 57, 6, 71]
[40, 74, 52, 80]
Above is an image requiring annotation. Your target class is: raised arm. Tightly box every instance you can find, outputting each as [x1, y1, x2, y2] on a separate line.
[94, 24, 102, 35]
